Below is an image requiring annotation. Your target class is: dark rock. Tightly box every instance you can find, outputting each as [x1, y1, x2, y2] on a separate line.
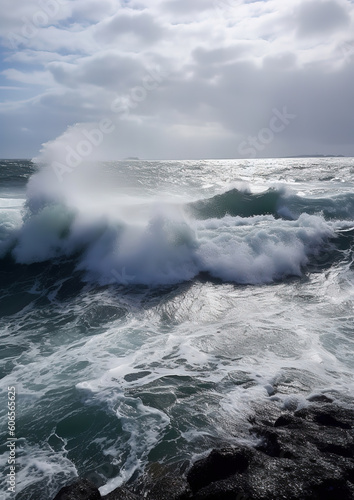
[317, 442, 353, 458]
[102, 487, 139, 500]
[254, 429, 283, 457]
[273, 414, 294, 427]
[193, 480, 249, 500]
[186, 400, 354, 499]
[307, 394, 333, 403]
[311, 478, 354, 499]
[314, 412, 352, 429]
[294, 403, 353, 429]
[53, 478, 101, 500]
[187, 447, 250, 494]
[52, 400, 354, 500]
[131, 462, 191, 500]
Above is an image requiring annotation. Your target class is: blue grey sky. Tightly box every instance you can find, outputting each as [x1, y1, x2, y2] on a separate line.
[0, 0, 354, 159]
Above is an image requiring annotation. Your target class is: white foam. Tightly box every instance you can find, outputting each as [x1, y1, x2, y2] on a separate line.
[9, 188, 338, 285]
[0, 441, 78, 499]
[0, 197, 25, 209]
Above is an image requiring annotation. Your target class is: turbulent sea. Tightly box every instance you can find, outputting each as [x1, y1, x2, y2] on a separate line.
[0, 157, 354, 499]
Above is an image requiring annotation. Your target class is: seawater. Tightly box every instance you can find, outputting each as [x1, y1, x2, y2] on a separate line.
[0, 158, 354, 499]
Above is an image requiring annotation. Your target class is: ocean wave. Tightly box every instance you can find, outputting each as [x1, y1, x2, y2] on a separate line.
[188, 187, 354, 221]
[2, 160, 354, 288]
[188, 188, 282, 220]
[1, 188, 351, 286]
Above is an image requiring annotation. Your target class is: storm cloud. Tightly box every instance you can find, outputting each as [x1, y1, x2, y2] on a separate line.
[0, 0, 353, 159]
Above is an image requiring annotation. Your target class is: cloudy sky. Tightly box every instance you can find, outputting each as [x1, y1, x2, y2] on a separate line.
[0, 0, 354, 160]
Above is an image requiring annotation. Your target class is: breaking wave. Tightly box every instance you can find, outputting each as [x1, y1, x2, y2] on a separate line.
[1, 171, 353, 286]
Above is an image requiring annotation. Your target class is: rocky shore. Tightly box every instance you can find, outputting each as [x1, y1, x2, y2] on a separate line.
[53, 398, 354, 500]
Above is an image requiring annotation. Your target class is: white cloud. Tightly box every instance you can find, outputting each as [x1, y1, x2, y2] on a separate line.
[94, 10, 166, 46]
[1, 0, 354, 159]
[48, 51, 147, 91]
[2, 68, 56, 86]
[295, 0, 350, 37]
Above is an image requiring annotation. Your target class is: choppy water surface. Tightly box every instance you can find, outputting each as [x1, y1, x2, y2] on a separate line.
[0, 158, 353, 499]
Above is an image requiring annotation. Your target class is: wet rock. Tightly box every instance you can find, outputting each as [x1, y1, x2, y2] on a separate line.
[52, 400, 354, 500]
[103, 487, 139, 500]
[53, 478, 101, 500]
[273, 413, 295, 427]
[131, 462, 191, 500]
[186, 401, 354, 499]
[187, 447, 251, 494]
[294, 403, 353, 429]
[307, 394, 334, 403]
